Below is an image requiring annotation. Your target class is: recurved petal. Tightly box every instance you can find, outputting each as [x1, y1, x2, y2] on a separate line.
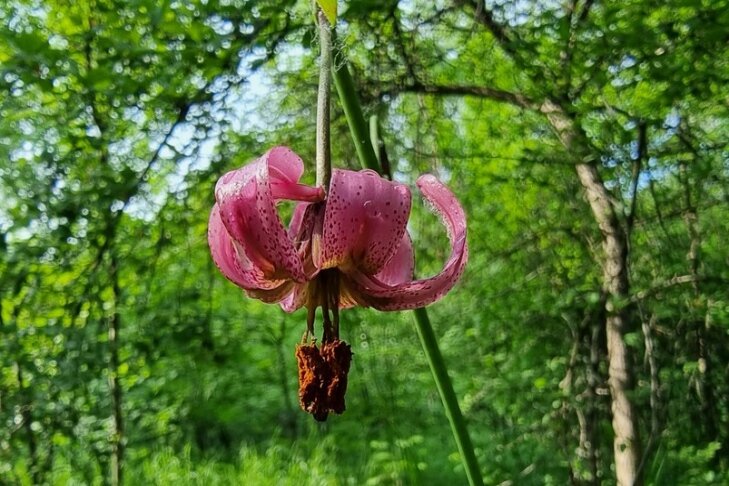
[267, 146, 325, 202]
[344, 174, 468, 311]
[318, 169, 411, 274]
[215, 147, 322, 283]
[208, 204, 286, 290]
[216, 146, 324, 203]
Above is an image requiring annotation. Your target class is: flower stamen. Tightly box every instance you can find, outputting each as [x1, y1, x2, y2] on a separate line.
[295, 269, 351, 421]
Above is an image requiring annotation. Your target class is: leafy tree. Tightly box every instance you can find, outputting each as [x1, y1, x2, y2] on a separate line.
[1, 1, 727, 485]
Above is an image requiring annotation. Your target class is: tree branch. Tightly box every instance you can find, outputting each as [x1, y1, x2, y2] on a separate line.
[454, 0, 516, 56]
[631, 275, 729, 303]
[381, 82, 537, 109]
[626, 121, 648, 237]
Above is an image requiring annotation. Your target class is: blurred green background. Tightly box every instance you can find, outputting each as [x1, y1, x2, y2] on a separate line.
[1, 1, 728, 484]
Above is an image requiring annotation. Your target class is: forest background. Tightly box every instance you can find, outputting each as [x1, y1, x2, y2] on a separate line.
[1, 0, 728, 484]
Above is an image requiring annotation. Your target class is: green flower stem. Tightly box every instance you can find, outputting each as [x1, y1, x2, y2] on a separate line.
[411, 307, 483, 486]
[369, 114, 380, 163]
[331, 62, 379, 172]
[315, 10, 332, 189]
[332, 58, 484, 486]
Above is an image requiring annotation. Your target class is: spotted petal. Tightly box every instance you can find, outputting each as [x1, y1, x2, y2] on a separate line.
[318, 169, 411, 274]
[209, 204, 271, 289]
[214, 147, 324, 284]
[345, 174, 468, 310]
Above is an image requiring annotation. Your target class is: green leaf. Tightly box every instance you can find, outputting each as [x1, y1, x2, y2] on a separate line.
[316, 0, 337, 24]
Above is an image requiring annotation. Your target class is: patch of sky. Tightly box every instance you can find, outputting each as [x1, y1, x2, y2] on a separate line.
[124, 44, 278, 221]
[206, 14, 235, 36]
[608, 55, 640, 87]
[487, 0, 562, 27]
[5, 0, 47, 32]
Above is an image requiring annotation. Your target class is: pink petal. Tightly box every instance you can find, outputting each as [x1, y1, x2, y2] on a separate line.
[345, 174, 468, 311]
[279, 283, 310, 312]
[216, 146, 324, 203]
[246, 281, 298, 305]
[373, 233, 414, 286]
[215, 147, 323, 283]
[289, 202, 324, 280]
[288, 202, 310, 238]
[208, 204, 287, 290]
[318, 169, 411, 274]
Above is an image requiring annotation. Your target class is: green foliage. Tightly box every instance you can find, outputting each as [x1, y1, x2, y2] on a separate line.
[1, 0, 728, 484]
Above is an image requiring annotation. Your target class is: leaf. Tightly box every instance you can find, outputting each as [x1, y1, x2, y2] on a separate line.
[316, 0, 337, 24]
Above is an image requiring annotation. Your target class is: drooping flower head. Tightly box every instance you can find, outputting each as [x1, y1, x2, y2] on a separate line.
[208, 146, 468, 419]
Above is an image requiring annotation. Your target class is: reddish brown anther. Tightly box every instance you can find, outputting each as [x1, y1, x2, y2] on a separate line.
[295, 339, 352, 421]
[321, 339, 352, 414]
[295, 343, 329, 421]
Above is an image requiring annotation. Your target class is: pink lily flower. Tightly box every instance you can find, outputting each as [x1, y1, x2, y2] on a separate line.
[208, 146, 468, 313]
[207, 146, 468, 420]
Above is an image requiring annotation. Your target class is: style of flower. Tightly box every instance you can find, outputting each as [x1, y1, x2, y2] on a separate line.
[208, 146, 468, 420]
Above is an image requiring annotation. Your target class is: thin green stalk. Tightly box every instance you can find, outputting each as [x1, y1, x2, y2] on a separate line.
[412, 307, 483, 486]
[369, 114, 380, 164]
[331, 62, 379, 172]
[369, 114, 392, 180]
[332, 58, 484, 486]
[315, 10, 332, 189]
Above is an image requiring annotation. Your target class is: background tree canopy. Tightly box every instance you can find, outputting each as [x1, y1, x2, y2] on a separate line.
[1, 0, 728, 484]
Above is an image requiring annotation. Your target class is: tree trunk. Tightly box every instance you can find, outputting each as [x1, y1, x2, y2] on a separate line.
[17, 364, 42, 485]
[542, 100, 642, 486]
[108, 253, 124, 486]
[387, 3, 646, 478]
[679, 161, 717, 439]
[641, 314, 661, 457]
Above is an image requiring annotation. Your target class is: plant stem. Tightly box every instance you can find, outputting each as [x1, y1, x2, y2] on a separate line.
[332, 58, 484, 486]
[369, 114, 380, 164]
[369, 114, 392, 179]
[331, 61, 379, 172]
[316, 10, 332, 189]
[412, 307, 483, 486]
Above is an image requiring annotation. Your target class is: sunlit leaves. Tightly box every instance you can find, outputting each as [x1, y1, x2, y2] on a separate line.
[1, 0, 728, 483]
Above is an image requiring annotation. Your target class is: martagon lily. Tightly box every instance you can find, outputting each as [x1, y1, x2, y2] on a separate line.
[208, 146, 468, 420]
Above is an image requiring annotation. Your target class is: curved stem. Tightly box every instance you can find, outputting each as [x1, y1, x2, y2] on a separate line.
[316, 10, 332, 189]
[332, 58, 484, 486]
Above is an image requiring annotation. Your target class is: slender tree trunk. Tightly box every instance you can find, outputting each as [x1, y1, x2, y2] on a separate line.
[273, 317, 298, 437]
[562, 314, 600, 485]
[642, 314, 662, 447]
[679, 161, 717, 439]
[584, 316, 603, 483]
[411, 4, 644, 481]
[3, 298, 43, 484]
[108, 253, 124, 486]
[542, 101, 642, 486]
[17, 364, 42, 485]
[577, 164, 641, 486]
